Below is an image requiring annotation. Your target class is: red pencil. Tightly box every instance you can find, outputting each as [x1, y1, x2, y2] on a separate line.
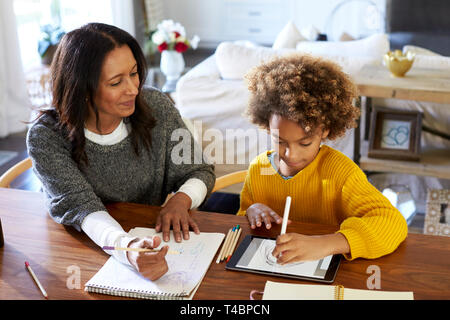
[25, 261, 48, 299]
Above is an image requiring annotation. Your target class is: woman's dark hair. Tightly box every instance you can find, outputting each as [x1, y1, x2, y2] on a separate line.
[40, 22, 155, 167]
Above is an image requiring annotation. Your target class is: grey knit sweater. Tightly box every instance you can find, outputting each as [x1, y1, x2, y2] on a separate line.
[26, 87, 215, 231]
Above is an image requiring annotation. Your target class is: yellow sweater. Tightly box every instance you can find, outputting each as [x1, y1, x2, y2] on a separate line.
[237, 146, 408, 260]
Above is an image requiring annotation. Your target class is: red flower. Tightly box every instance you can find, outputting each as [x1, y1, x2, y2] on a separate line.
[174, 41, 188, 53]
[157, 42, 168, 52]
[173, 31, 181, 38]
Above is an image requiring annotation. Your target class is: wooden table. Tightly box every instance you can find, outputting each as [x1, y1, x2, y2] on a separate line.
[353, 64, 450, 179]
[355, 64, 450, 104]
[1, 188, 449, 300]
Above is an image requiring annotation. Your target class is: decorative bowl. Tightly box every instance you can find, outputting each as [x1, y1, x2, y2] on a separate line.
[383, 50, 415, 77]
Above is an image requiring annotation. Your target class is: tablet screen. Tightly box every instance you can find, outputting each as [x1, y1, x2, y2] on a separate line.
[226, 235, 341, 283]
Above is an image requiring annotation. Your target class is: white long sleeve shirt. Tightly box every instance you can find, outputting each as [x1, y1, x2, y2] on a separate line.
[81, 120, 207, 266]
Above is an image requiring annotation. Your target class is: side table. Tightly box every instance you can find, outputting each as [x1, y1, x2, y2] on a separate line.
[353, 64, 450, 180]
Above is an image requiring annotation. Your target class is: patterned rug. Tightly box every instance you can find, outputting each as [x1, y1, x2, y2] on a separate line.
[0, 150, 18, 167]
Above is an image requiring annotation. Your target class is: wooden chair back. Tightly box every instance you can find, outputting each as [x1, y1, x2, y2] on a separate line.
[212, 170, 247, 193]
[0, 158, 33, 188]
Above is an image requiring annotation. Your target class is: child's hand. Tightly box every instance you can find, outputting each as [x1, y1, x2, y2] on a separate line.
[271, 233, 350, 264]
[246, 203, 284, 229]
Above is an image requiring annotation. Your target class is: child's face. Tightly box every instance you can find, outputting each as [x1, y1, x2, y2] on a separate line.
[269, 114, 329, 176]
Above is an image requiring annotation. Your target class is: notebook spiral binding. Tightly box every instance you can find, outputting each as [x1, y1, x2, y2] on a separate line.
[85, 285, 187, 300]
[334, 285, 344, 300]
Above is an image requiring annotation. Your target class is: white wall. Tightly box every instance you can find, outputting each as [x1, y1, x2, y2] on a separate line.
[162, 0, 386, 48]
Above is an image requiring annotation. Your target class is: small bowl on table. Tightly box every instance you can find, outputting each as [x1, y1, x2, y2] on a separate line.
[383, 50, 415, 77]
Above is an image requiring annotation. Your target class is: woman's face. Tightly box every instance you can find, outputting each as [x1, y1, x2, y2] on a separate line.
[88, 45, 140, 132]
[269, 114, 329, 177]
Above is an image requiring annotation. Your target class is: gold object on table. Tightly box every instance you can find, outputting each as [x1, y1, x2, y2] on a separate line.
[383, 50, 415, 77]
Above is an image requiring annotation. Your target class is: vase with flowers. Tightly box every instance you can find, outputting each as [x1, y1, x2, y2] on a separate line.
[151, 20, 200, 92]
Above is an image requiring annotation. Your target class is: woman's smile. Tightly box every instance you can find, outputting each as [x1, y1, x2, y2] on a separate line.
[120, 99, 135, 108]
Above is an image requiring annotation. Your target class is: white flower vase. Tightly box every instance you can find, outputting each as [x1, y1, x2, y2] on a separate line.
[160, 50, 185, 92]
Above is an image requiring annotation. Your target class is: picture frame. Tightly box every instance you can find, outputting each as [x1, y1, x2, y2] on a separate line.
[424, 189, 450, 237]
[368, 107, 422, 161]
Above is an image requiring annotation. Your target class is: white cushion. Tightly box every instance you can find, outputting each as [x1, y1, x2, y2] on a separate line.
[296, 33, 389, 58]
[233, 40, 258, 48]
[398, 45, 450, 70]
[299, 24, 320, 41]
[403, 45, 441, 56]
[215, 42, 297, 80]
[412, 54, 450, 70]
[215, 41, 380, 80]
[323, 55, 380, 76]
[272, 21, 305, 49]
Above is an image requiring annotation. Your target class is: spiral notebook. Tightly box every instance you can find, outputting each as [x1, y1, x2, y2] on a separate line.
[84, 227, 225, 300]
[262, 281, 414, 300]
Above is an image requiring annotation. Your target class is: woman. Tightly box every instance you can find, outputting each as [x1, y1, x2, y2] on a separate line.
[26, 23, 215, 280]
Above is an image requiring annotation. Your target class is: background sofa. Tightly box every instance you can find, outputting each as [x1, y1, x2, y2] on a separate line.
[176, 33, 388, 185]
[175, 28, 450, 215]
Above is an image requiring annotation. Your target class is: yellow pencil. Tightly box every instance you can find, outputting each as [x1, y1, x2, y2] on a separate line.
[102, 246, 180, 254]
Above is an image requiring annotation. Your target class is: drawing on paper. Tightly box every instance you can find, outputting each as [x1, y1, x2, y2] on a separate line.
[236, 238, 331, 279]
[128, 227, 223, 292]
[261, 240, 303, 267]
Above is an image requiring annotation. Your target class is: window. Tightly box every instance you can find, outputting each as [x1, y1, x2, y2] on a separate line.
[14, 0, 113, 70]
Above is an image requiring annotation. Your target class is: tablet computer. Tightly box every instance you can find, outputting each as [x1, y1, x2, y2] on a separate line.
[226, 235, 341, 283]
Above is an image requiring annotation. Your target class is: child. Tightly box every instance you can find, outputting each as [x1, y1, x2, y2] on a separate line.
[238, 54, 407, 264]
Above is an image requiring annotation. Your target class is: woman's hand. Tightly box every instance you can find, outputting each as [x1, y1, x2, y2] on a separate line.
[271, 233, 350, 264]
[127, 236, 169, 281]
[246, 203, 284, 229]
[155, 192, 200, 242]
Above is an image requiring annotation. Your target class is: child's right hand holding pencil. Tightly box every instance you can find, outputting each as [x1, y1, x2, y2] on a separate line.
[246, 203, 287, 229]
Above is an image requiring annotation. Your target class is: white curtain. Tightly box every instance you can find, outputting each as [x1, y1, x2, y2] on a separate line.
[111, 0, 136, 37]
[0, 0, 30, 138]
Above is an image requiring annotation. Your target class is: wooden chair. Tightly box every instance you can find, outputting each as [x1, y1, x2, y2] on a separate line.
[155, 170, 249, 211]
[0, 158, 33, 188]
[199, 170, 247, 214]
[212, 170, 247, 193]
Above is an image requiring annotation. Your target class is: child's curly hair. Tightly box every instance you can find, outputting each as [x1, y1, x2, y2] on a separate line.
[245, 54, 360, 140]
